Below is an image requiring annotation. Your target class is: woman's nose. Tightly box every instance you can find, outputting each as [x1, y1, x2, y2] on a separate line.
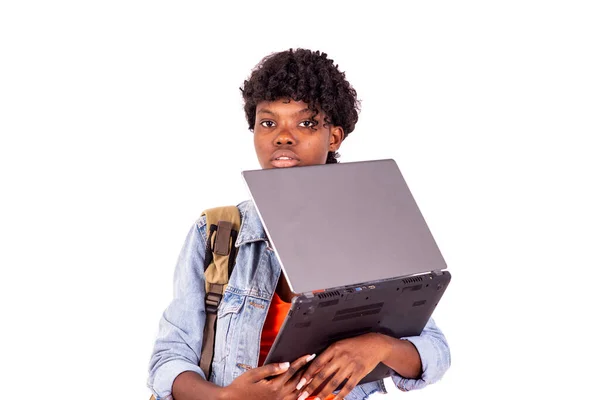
[274, 128, 296, 146]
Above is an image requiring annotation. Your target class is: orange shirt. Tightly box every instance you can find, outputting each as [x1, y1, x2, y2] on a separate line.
[258, 291, 292, 366]
[259, 292, 335, 400]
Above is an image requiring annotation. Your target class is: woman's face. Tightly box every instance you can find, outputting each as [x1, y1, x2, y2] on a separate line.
[253, 99, 344, 169]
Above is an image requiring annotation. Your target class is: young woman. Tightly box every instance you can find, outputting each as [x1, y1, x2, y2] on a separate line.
[148, 48, 450, 400]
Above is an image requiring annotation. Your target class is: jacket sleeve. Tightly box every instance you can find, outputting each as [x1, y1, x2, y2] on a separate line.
[147, 218, 208, 400]
[392, 317, 451, 391]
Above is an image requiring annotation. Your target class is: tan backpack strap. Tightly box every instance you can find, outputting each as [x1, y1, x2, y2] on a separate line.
[200, 282, 224, 378]
[201, 206, 241, 293]
[198, 206, 241, 380]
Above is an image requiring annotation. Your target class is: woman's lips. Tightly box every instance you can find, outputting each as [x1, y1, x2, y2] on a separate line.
[271, 157, 300, 168]
[270, 150, 300, 168]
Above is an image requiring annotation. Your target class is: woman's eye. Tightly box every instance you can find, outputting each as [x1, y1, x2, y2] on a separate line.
[299, 120, 316, 128]
[260, 121, 275, 128]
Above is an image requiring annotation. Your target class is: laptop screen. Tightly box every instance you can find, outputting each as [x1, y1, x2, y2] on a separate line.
[242, 159, 447, 294]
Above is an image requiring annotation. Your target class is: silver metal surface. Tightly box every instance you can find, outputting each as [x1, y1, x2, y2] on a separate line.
[242, 159, 447, 294]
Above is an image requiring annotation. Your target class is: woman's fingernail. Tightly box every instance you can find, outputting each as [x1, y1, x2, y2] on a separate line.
[280, 362, 290, 369]
[298, 391, 309, 400]
[296, 378, 307, 391]
[306, 354, 316, 362]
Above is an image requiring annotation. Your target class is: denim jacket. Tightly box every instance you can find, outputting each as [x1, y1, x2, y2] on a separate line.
[148, 200, 451, 399]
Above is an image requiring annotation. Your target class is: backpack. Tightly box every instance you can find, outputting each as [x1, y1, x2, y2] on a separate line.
[199, 205, 241, 378]
[149, 206, 241, 400]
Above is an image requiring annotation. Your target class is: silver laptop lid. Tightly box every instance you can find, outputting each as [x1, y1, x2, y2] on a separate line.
[241, 159, 447, 294]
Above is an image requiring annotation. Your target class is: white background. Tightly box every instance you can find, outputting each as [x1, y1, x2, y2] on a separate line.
[1, 1, 598, 399]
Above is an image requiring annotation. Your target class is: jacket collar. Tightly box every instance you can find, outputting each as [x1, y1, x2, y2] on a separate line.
[235, 200, 268, 247]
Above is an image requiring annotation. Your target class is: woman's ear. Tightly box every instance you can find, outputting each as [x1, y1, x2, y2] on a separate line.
[329, 126, 345, 152]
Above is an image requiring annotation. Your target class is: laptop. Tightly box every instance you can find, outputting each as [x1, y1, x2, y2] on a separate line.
[241, 159, 451, 385]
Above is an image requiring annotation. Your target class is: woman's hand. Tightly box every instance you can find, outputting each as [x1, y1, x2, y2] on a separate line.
[295, 333, 390, 400]
[221, 353, 316, 400]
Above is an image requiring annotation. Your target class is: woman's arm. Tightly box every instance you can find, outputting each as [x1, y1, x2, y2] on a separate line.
[147, 219, 211, 400]
[172, 371, 225, 400]
[377, 333, 422, 379]
[294, 317, 450, 399]
[391, 317, 451, 391]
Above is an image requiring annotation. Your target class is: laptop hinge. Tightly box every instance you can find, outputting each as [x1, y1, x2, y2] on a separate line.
[431, 269, 443, 276]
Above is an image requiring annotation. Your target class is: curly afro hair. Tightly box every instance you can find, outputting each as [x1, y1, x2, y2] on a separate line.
[240, 48, 360, 164]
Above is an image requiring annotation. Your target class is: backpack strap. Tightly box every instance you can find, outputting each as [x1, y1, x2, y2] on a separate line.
[199, 206, 241, 380]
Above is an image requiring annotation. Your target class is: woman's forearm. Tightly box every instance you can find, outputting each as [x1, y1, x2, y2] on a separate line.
[378, 334, 423, 379]
[172, 371, 225, 400]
